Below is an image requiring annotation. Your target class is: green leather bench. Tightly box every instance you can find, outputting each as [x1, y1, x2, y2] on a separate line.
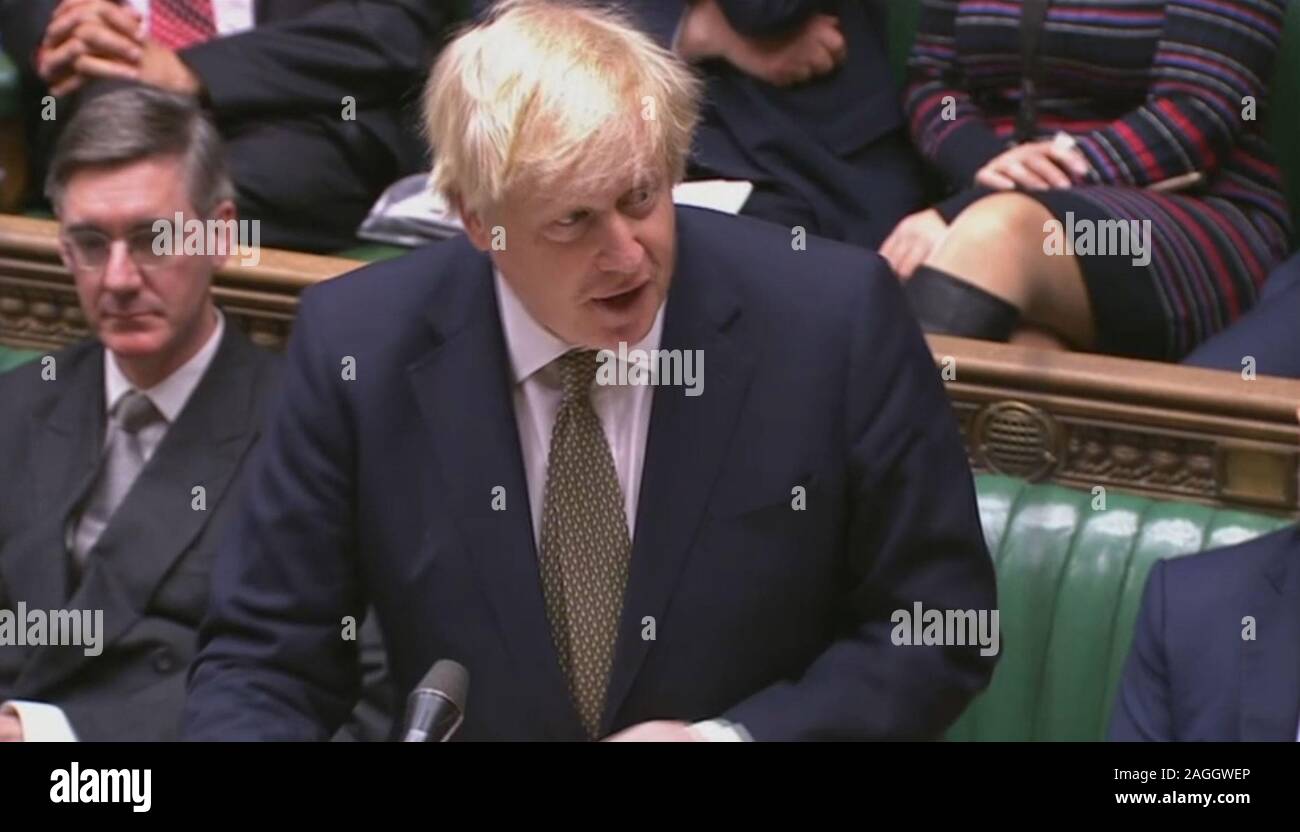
[948, 474, 1291, 741]
[0, 343, 37, 372]
[0, 52, 18, 122]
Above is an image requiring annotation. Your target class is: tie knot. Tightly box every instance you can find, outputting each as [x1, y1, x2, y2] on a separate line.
[555, 349, 601, 400]
[113, 390, 163, 435]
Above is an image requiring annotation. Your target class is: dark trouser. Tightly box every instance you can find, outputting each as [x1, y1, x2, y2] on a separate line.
[690, 128, 926, 251]
[223, 115, 413, 253]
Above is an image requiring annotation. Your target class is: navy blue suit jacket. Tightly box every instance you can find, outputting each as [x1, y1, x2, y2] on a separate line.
[616, 0, 921, 247]
[1110, 525, 1300, 741]
[184, 207, 996, 741]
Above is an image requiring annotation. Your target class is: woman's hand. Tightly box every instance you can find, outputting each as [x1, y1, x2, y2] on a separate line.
[975, 139, 1090, 191]
[881, 208, 948, 280]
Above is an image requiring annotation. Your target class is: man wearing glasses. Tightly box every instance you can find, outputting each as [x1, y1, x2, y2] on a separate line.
[0, 83, 281, 741]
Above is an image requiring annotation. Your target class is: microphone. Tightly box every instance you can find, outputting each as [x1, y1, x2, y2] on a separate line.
[400, 659, 469, 742]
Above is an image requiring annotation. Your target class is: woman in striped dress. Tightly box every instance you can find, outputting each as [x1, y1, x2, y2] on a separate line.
[880, 0, 1292, 359]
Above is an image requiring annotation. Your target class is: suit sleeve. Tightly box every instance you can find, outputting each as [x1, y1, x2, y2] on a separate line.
[0, 0, 58, 72]
[721, 257, 999, 740]
[629, 1, 826, 50]
[59, 677, 189, 741]
[184, 289, 366, 741]
[1071, 0, 1286, 187]
[901, 0, 1007, 187]
[329, 611, 396, 742]
[1108, 560, 1174, 741]
[713, 0, 824, 39]
[179, 0, 456, 119]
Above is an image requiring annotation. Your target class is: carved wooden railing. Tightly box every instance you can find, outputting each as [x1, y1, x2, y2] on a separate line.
[4, 214, 1298, 515]
[930, 336, 1300, 514]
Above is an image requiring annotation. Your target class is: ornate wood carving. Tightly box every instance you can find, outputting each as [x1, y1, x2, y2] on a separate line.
[934, 336, 1300, 514]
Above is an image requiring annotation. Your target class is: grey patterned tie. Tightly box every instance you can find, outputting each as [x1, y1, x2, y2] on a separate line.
[539, 349, 632, 739]
[71, 390, 164, 568]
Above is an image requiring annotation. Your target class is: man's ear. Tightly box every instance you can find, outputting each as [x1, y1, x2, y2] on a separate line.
[210, 199, 238, 271]
[52, 209, 74, 271]
[452, 192, 493, 252]
[55, 237, 74, 273]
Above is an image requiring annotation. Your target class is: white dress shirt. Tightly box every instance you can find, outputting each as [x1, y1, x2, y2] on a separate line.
[4, 310, 225, 742]
[494, 273, 745, 741]
[496, 271, 660, 548]
[125, 0, 255, 37]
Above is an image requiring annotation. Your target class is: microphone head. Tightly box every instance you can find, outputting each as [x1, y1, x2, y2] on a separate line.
[416, 659, 469, 711]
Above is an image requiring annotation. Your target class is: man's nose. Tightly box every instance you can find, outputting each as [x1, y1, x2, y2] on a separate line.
[101, 240, 144, 293]
[598, 215, 644, 274]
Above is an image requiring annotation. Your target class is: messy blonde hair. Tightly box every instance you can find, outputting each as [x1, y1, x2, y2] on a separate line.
[425, 0, 703, 216]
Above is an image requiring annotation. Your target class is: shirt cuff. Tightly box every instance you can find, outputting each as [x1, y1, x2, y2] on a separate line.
[691, 719, 751, 741]
[2, 700, 79, 742]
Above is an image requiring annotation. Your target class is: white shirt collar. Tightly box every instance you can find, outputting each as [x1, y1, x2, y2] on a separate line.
[494, 269, 665, 385]
[104, 308, 226, 423]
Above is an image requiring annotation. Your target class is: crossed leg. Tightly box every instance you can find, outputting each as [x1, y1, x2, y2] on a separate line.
[921, 192, 1098, 349]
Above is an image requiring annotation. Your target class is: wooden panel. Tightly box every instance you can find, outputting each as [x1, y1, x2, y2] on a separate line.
[0, 214, 354, 351]
[3, 215, 1297, 514]
[930, 336, 1300, 514]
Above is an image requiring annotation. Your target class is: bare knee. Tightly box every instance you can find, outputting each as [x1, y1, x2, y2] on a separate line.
[926, 193, 1056, 307]
[946, 193, 1052, 245]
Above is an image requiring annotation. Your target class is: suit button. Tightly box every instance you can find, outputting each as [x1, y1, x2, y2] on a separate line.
[152, 649, 177, 674]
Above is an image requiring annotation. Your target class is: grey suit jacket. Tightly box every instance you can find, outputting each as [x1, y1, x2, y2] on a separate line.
[0, 323, 388, 740]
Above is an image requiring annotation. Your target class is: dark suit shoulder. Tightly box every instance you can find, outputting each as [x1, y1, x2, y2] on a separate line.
[1141, 526, 1299, 675]
[681, 205, 888, 283]
[216, 323, 284, 420]
[0, 339, 101, 426]
[675, 206, 902, 330]
[1161, 525, 1299, 602]
[296, 237, 483, 335]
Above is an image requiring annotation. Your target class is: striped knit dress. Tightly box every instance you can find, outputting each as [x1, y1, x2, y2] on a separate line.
[904, 0, 1292, 360]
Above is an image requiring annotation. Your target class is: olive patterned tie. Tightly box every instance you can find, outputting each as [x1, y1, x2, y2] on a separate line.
[538, 349, 631, 739]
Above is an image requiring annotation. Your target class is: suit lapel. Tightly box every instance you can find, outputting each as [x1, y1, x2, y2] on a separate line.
[601, 213, 756, 732]
[405, 244, 586, 740]
[1240, 529, 1300, 741]
[2, 345, 105, 618]
[18, 326, 267, 694]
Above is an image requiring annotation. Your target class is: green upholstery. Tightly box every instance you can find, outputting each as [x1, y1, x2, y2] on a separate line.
[1272, 2, 1300, 223]
[0, 345, 40, 373]
[886, 0, 922, 90]
[947, 474, 1292, 741]
[885, 1, 1300, 235]
[0, 52, 20, 121]
[337, 243, 408, 263]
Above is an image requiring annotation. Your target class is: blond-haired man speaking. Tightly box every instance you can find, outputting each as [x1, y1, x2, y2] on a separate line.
[184, 0, 996, 741]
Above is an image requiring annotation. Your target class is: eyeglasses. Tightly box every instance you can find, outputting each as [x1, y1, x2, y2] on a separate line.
[60, 226, 180, 274]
